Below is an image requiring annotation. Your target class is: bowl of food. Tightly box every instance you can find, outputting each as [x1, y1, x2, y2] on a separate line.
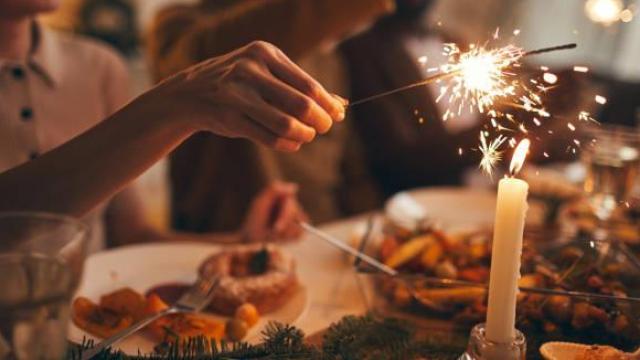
[354, 215, 640, 351]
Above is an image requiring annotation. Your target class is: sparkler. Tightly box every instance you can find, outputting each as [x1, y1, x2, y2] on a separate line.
[348, 43, 576, 107]
[347, 41, 578, 177]
[479, 134, 507, 177]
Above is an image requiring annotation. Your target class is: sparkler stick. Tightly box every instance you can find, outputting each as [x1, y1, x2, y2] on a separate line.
[348, 43, 576, 108]
[522, 43, 576, 56]
[349, 71, 457, 107]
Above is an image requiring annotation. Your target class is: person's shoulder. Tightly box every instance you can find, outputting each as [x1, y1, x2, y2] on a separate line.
[149, 4, 200, 53]
[46, 28, 128, 76]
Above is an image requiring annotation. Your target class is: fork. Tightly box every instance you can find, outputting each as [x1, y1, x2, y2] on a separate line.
[80, 275, 220, 360]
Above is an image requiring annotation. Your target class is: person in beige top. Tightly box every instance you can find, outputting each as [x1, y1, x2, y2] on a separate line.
[0, 0, 346, 250]
[148, 0, 393, 233]
[0, 9, 132, 253]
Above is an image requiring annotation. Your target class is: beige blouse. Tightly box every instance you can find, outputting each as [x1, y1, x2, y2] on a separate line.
[0, 23, 130, 253]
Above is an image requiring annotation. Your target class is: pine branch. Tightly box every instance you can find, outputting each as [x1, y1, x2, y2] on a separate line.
[69, 315, 463, 360]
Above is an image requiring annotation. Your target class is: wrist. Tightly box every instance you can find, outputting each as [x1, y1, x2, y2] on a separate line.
[131, 82, 199, 138]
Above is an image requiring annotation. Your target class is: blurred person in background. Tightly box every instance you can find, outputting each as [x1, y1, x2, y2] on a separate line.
[0, 0, 313, 251]
[341, 0, 593, 198]
[148, 0, 394, 233]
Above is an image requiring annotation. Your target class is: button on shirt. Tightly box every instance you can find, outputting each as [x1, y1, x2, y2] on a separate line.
[0, 24, 131, 253]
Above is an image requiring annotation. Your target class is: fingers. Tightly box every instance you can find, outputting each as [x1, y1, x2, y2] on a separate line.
[243, 181, 304, 242]
[273, 194, 299, 233]
[245, 67, 334, 136]
[254, 181, 305, 241]
[265, 47, 347, 124]
[235, 115, 302, 152]
[270, 185, 306, 241]
[238, 87, 317, 144]
[242, 41, 346, 129]
[185, 41, 349, 152]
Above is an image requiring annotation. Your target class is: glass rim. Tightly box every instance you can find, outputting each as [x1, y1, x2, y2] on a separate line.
[0, 211, 89, 236]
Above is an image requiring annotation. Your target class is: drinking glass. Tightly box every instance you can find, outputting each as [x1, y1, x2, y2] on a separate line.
[0, 212, 88, 360]
[582, 124, 640, 240]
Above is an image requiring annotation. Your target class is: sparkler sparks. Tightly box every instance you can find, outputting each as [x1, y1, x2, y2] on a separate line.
[479, 134, 507, 177]
[347, 38, 581, 177]
[437, 43, 526, 115]
[574, 66, 589, 73]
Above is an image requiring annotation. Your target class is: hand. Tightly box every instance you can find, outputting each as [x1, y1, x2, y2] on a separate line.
[241, 182, 308, 242]
[148, 41, 347, 152]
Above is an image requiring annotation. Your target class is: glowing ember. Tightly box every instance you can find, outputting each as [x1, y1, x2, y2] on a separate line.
[509, 138, 530, 176]
[437, 43, 529, 115]
[595, 95, 607, 104]
[542, 73, 558, 84]
[574, 66, 589, 73]
[579, 111, 598, 123]
[585, 0, 624, 25]
[479, 134, 507, 177]
[620, 9, 634, 22]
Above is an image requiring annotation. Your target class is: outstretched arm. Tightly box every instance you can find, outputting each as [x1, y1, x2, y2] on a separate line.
[0, 41, 345, 217]
[149, 0, 394, 79]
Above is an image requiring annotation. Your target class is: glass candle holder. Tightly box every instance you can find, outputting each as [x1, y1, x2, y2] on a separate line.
[458, 323, 526, 360]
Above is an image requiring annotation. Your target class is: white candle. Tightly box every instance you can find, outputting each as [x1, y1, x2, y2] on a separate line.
[485, 139, 530, 344]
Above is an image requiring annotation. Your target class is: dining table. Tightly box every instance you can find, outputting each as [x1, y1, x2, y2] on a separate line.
[72, 179, 640, 359]
[281, 212, 372, 337]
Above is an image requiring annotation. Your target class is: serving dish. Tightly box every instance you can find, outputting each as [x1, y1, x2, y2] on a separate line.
[354, 190, 640, 352]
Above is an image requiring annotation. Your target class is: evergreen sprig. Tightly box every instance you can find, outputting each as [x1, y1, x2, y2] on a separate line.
[69, 314, 463, 360]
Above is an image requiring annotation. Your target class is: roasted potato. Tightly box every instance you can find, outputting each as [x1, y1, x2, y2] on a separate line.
[100, 287, 147, 321]
[384, 235, 433, 269]
[145, 293, 225, 343]
[72, 297, 133, 338]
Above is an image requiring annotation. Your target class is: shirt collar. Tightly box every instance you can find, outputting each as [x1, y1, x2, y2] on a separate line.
[28, 21, 62, 87]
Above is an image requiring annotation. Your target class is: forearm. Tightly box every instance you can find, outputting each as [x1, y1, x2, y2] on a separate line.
[0, 96, 193, 217]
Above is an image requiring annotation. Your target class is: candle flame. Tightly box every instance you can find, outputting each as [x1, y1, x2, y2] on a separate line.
[509, 139, 530, 176]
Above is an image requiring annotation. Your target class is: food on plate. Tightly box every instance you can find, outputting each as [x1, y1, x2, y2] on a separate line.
[199, 244, 298, 315]
[564, 199, 640, 246]
[72, 288, 225, 343]
[145, 294, 225, 343]
[72, 287, 147, 338]
[225, 319, 249, 341]
[542, 343, 640, 360]
[383, 235, 429, 269]
[372, 223, 640, 347]
[574, 345, 639, 360]
[540, 341, 640, 360]
[72, 296, 133, 338]
[235, 303, 260, 327]
[73, 245, 296, 348]
[100, 287, 147, 321]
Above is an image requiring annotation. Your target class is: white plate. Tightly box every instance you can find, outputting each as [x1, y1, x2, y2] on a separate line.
[68, 243, 308, 355]
[386, 186, 544, 231]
